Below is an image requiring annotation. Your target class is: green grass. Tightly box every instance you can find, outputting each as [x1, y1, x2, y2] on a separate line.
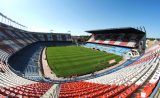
[46, 46, 122, 77]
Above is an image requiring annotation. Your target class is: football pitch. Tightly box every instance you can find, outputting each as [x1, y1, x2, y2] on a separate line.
[46, 46, 122, 77]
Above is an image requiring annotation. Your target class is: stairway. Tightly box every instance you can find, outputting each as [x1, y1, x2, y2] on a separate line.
[130, 60, 159, 98]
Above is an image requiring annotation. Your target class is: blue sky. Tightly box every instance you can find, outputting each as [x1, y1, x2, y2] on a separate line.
[0, 0, 159, 38]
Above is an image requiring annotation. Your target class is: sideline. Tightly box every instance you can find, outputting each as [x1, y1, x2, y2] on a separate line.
[41, 48, 60, 79]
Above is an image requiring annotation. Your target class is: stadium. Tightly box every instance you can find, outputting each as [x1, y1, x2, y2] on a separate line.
[0, 1, 160, 98]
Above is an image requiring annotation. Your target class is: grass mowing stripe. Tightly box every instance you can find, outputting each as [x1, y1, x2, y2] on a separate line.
[53, 55, 118, 70]
[47, 51, 105, 57]
[50, 54, 115, 66]
[49, 52, 107, 58]
[49, 53, 108, 63]
[47, 46, 122, 77]
[55, 56, 122, 77]
[47, 52, 105, 59]
[47, 47, 106, 55]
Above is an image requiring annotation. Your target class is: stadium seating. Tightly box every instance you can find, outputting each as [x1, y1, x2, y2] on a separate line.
[59, 81, 118, 98]
[84, 43, 131, 55]
[0, 22, 160, 97]
[87, 33, 143, 47]
[0, 24, 72, 97]
[59, 44, 160, 98]
[8, 42, 46, 80]
[0, 60, 54, 97]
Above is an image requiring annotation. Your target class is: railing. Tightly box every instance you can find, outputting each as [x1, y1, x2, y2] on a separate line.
[149, 79, 160, 98]
[0, 12, 27, 30]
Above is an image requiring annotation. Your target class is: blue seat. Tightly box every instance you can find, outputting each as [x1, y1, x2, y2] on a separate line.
[85, 43, 131, 55]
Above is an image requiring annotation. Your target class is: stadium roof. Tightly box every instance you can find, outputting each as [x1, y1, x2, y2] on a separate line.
[86, 27, 146, 34]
